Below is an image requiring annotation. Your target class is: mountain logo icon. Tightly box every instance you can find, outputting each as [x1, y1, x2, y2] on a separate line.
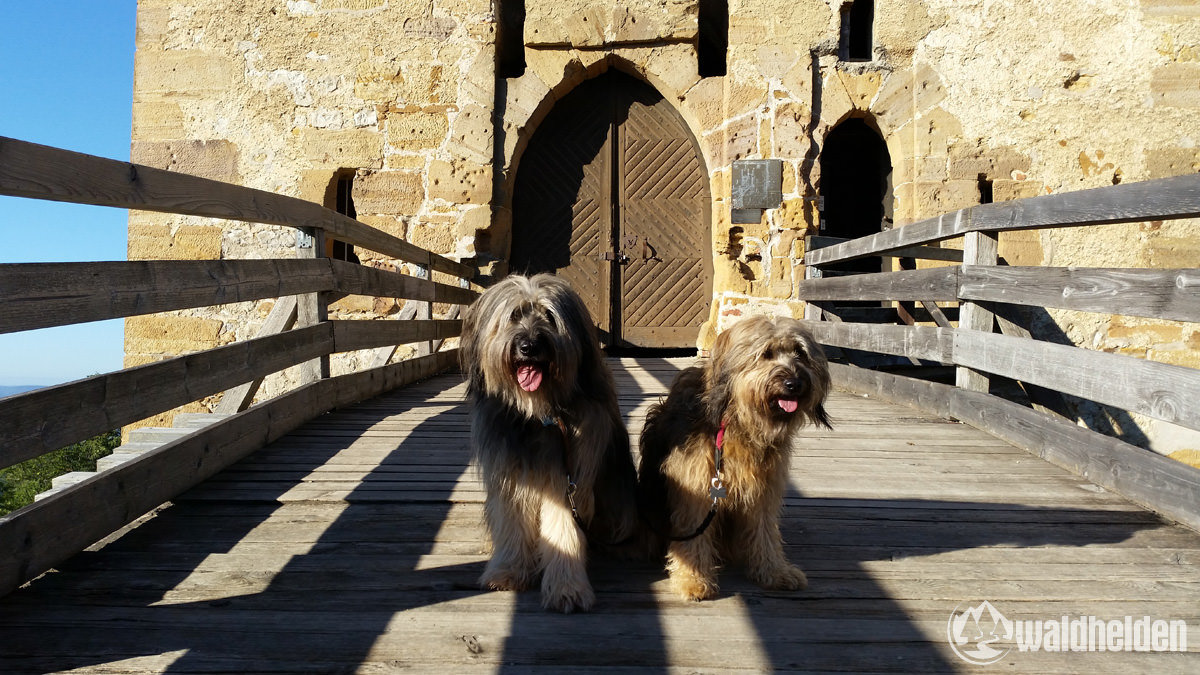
[947, 600, 1014, 665]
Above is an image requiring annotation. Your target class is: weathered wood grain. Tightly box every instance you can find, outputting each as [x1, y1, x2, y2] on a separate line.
[959, 266, 1200, 322]
[794, 267, 958, 302]
[806, 235, 965, 262]
[953, 329, 1200, 432]
[330, 319, 463, 352]
[0, 136, 475, 278]
[806, 173, 1200, 265]
[955, 232, 998, 392]
[330, 260, 478, 305]
[802, 322, 953, 364]
[0, 350, 457, 598]
[0, 259, 334, 334]
[829, 362, 1200, 534]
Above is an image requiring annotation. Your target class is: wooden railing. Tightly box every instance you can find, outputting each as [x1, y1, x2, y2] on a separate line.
[801, 173, 1200, 532]
[0, 137, 478, 596]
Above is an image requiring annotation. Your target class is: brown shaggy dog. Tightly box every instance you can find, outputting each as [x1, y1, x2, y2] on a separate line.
[637, 314, 831, 601]
[460, 273, 637, 612]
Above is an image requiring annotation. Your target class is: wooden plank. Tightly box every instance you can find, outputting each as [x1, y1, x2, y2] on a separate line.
[330, 259, 479, 305]
[829, 362, 1200, 534]
[0, 259, 334, 334]
[806, 235, 964, 262]
[794, 267, 959, 302]
[806, 173, 1200, 265]
[214, 296, 299, 414]
[956, 231, 997, 392]
[0, 350, 458, 597]
[802, 321, 953, 363]
[959, 265, 1200, 322]
[0, 136, 475, 279]
[0, 324, 336, 468]
[953, 329, 1200, 432]
[331, 320, 463, 352]
[296, 229, 330, 384]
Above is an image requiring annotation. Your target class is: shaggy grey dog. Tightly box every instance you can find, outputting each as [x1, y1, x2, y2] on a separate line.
[460, 273, 637, 612]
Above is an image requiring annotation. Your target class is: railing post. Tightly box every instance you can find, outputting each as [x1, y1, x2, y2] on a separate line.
[415, 264, 433, 357]
[296, 226, 330, 383]
[955, 230, 998, 392]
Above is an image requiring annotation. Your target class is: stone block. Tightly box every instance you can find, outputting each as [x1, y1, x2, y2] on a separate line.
[409, 220, 459, 254]
[352, 171, 425, 215]
[724, 115, 760, 163]
[125, 315, 227, 354]
[1145, 147, 1200, 178]
[128, 223, 224, 260]
[992, 179, 1044, 202]
[775, 197, 818, 232]
[428, 160, 492, 204]
[131, 140, 241, 183]
[386, 111, 449, 151]
[773, 101, 812, 158]
[1151, 63, 1200, 108]
[134, 49, 239, 95]
[131, 101, 185, 141]
[301, 128, 384, 169]
[446, 104, 495, 164]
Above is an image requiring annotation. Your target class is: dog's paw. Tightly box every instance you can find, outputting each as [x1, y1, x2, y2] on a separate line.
[672, 573, 719, 602]
[541, 578, 595, 613]
[480, 565, 534, 592]
[750, 563, 808, 591]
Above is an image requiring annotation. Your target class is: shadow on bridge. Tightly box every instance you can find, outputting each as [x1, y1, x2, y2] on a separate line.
[0, 360, 1174, 672]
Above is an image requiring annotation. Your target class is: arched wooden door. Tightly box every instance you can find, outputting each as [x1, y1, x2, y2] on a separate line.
[511, 71, 712, 348]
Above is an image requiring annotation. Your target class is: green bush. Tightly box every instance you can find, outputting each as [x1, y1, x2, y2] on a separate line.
[0, 430, 121, 516]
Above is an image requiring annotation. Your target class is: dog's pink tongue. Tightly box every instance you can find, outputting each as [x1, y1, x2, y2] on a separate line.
[776, 397, 799, 413]
[517, 364, 543, 392]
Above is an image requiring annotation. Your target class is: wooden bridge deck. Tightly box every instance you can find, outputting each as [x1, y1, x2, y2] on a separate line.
[2, 358, 1199, 673]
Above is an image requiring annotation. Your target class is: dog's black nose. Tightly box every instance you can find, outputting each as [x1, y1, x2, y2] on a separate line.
[783, 377, 804, 394]
[517, 337, 539, 357]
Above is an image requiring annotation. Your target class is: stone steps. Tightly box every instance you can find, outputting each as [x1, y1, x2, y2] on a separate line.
[35, 414, 234, 501]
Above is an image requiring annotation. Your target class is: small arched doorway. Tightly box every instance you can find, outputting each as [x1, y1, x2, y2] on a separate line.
[819, 117, 892, 276]
[510, 71, 712, 349]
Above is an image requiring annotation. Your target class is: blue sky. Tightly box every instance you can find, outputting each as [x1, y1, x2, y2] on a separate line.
[0, 2, 137, 386]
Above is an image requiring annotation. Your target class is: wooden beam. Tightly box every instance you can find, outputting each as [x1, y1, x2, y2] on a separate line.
[828, 362, 1200, 534]
[330, 260, 479, 305]
[802, 321, 954, 364]
[806, 173, 1200, 265]
[0, 136, 475, 279]
[330, 319, 463, 353]
[0, 324, 336, 469]
[0, 350, 459, 598]
[956, 232, 998, 392]
[214, 296, 299, 415]
[806, 235, 964, 262]
[0, 260, 333, 334]
[794, 268, 959, 302]
[959, 266, 1200, 323]
[954, 329, 1200, 432]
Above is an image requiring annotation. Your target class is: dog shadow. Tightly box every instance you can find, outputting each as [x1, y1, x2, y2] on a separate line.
[0, 361, 1172, 673]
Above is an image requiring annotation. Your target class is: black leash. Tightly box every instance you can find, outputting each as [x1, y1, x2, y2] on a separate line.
[644, 423, 728, 542]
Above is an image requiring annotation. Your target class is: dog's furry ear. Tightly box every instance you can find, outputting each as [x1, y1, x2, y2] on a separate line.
[703, 328, 736, 429]
[812, 403, 833, 430]
[535, 273, 605, 391]
[459, 280, 496, 396]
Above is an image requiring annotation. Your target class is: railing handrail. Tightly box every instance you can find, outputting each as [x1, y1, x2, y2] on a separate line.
[0, 136, 476, 278]
[0, 137, 480, 598]
[800, 173, 1200, 534]
[806, 173, 1200, 266]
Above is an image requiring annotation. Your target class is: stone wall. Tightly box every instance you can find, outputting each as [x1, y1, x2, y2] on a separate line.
[128, 0, 1199, 454]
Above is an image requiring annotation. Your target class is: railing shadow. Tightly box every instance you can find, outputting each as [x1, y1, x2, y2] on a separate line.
[0, 361, 1174, 672]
